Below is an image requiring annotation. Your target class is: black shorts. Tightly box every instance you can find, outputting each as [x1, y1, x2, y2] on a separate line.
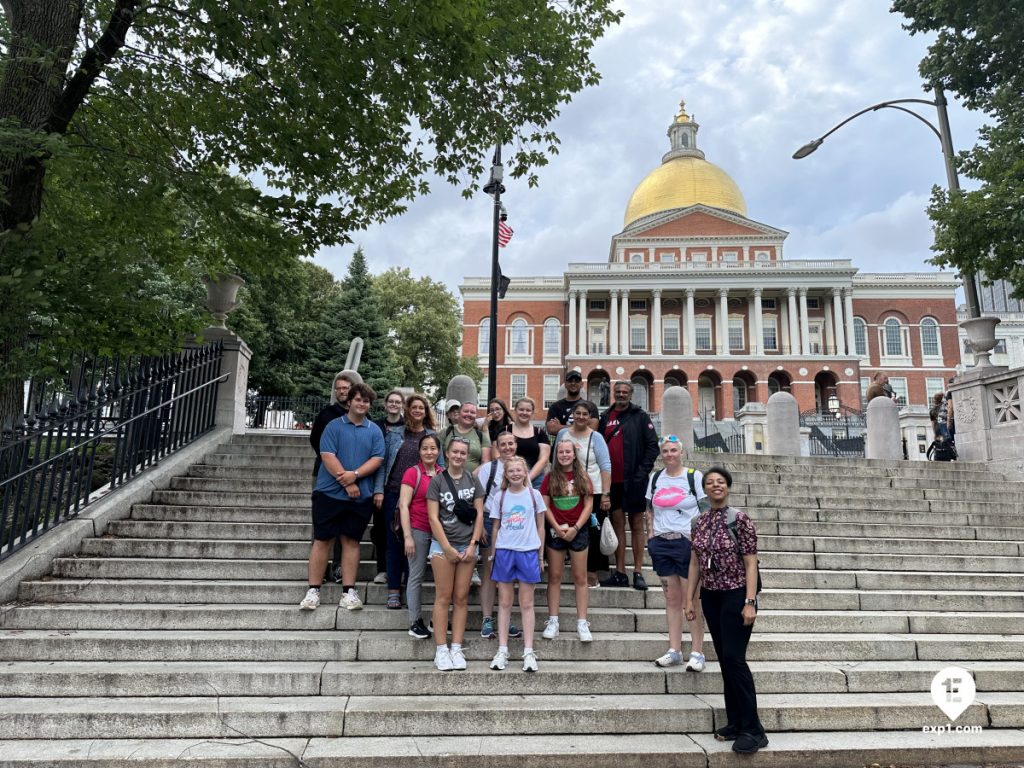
[546, 525, 589, 552]
[311, 492, 373, 541]
[647, 535, 692, 578]
[608, 482, 646, 515]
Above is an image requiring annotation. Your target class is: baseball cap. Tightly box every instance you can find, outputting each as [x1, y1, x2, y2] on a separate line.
[565, 370, 582, 381]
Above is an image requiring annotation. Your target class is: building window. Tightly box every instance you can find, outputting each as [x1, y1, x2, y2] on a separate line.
[695, 317, 712, 351]
[733, 379, 748, 411]
[588, 323, 606, 355]
[883, 318, 907, 358]
[510, 374, 527, 403]
[543, 375, 560, 409]
[629, 299, 647, 312]
[808, 322, 823, 354]
[920, 317, 940, 358]
[762, 298, 777, 310]
[763, 317, 778, 351]
[889, 376, 909, 407]
[692, 251, 709, 262]
[543, 318, 561, 361]
[926, 377, 945, 405]
[728, 317, 745, 350]
[629, 317, 647, 351]
[860, 377, 870, 403]
[995, 339, 1008, 354]
[755, 251, 771, 261]
[478, 319, 491, 357]
[723, 250, 739, 262]
[659, 253, 674, 263]
[853, 318, 868, 357]
[589, 299, 607, 312]
[630, 252, 644, 263]
[663, 316, 680, 351]
[508, 318, 531, 358]
[806, 297, 820, 310]
[768, 377, 782, 395]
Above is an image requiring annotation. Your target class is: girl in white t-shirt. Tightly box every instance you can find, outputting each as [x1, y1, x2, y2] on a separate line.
[487, 456, 546, 673]
[645, 435, 707, 671]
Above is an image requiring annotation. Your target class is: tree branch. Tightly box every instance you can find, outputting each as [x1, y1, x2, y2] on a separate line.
[49, 0, 141, 135]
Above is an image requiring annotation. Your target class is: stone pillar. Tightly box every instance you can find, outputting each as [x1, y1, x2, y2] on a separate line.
[787, 288, 799, 356]
[609, 289, 619, 357]
[737, 402, 767, 454]
[717, 288, 729, 355]
[204, 329, 252, 435]
[765, 391, 800, 457]
[620, 289, 630, 356]
[660, 385, 695, 457]
[798, 288, 810, 356]
[685, 288, 696, 355]
[866, 396, 902, 460]
[780, 297, 790, 354]
[577, 290, 588, 356]
[652, 289, 662, 356]
[824, 300, 834, 356]
[832, 289, 846, 357]
[751, 288, 763, 356]
[686, 379, 700, 418]
[567, 290, 578, 357]
[843, 288, 856, 356]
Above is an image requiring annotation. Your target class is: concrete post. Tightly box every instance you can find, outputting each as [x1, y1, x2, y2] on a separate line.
[737, 403, 767, 454]
[446, 375, 478, 412]
[204, 328, 252, 436]
[765, 391, 800, 457]
[866, 396, 902, 460]
[660, 385, 695, 458]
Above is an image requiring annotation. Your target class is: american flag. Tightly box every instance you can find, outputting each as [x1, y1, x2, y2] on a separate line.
[498, 220, 514, 247]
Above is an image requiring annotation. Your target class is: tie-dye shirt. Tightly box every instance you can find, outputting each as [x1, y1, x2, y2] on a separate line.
[645, 467, 705, 537]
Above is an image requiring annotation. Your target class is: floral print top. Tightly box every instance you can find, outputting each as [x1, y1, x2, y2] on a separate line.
[690, 505, 758, 592]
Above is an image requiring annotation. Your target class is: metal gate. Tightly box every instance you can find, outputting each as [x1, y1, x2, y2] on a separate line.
[800, 406, 865, 457]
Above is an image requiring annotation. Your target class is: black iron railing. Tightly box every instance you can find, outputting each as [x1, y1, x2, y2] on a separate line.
[0, 343, 225, 561]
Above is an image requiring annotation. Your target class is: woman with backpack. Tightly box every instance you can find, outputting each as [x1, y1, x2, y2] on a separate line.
[425, 438, 485, 671]
[540, 438, 595, 642]
[484, 398, 514, 443]
[686, 466, 767, 755]
[442, 401, 491, 472]
[397, 433, 442, 640]
[510, 397, 550, 489]
[646, 435, 707, 670]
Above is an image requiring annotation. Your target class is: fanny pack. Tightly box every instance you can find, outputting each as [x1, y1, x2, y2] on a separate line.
[442, 470, 478, 526]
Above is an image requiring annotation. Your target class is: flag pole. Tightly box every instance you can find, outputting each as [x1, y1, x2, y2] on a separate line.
[486, 144, 503, 403]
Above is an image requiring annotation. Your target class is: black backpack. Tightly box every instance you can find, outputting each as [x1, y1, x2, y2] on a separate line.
[927, 439, 958, 462]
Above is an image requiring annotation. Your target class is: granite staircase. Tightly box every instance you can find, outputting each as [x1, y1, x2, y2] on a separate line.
[3, 432, 1024, 767]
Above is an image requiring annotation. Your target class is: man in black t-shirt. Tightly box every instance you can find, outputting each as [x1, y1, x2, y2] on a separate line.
[546, 370, 597, 436]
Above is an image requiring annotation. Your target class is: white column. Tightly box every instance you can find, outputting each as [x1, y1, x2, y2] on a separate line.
[780, 297, 790, 354]
[824, 299, 835, 355]
[609, 289, 619, 357]
[578, 290, 588, 356]
[620, 289, 630, 355]
[832, 289, 846, 357]
[787, 288, 799, 356]
[567, 290, 577, 357]
[751, 288, 763, 356]
[717, 288, 729, 355]
[843, 288, 856, 356]
[685, 288, 696, 355]
[652, 289, 663, 356]
[798, 288, 810, 356]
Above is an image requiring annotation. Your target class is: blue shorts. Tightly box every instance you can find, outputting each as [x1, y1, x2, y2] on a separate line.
[491, 549, 542, 584]
[647, 535, 692, 579]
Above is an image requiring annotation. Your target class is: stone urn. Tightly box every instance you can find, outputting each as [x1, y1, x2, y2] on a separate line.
[960, 315, 1001, 368]
[203, 274, 246, 329]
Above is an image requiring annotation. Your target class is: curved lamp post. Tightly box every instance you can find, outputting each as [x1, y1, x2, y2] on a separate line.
[792, 86, 982, 321]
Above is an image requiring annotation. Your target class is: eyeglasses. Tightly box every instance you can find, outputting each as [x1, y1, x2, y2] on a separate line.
[659, 435, 681, 445]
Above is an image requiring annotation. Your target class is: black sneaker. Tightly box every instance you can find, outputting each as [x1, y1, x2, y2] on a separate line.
[408, 619, 430, 639]
[732, 733, 768, 754]
[599, 570, 629, 588]
[632, 572, 648, 591]
[714, 725, 739, 742]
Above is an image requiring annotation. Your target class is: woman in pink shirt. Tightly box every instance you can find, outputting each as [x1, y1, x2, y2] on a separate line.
[398, 433, 441, 640]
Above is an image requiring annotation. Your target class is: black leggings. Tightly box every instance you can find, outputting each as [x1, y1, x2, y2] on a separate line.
[701, 586, 765, 738]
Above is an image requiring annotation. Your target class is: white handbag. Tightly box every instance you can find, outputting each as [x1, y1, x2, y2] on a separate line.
[599, 517, 618, 556]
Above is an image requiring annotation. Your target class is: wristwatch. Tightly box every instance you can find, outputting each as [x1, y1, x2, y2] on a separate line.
[744, 598, 758, 609]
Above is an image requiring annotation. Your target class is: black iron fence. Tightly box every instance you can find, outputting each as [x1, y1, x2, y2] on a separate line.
[0, 343, 225, 562]
[801, 407, 866, 457]
[694, 431, 746, 454]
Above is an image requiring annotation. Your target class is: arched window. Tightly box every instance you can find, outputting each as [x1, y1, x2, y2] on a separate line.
[510, 318, 529, 357]
[853, 318, 868, 357]
[543, 318, 561, 360]
[733, 378, 748, 412]
[884, 318, 906, 357]
[478, 319, 491, 356]
[767, 378, 781, 395]
[631, 377, 649, 412]
[920, 317, 940, 358]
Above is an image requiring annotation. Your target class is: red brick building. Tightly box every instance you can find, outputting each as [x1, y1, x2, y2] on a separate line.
[460, 102, 959, 419]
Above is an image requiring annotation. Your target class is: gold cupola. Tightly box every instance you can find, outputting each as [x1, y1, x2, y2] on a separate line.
[623, 99, 747, 227]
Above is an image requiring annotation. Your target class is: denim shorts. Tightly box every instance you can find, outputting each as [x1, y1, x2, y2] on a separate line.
[428, 539, 472, 559]
[647, 535, 692, 578]
[546, 525, 589, 552]
[491, 549, 542, 584]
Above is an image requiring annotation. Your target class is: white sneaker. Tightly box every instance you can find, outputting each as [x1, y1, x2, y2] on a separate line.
[450, 647, 467, 670]
[434, 646, 454, 672]
[471, 568, 481, 586]
[685, 651, 706, 672]
[340, 588, 363, 611]
[490, 650, 509, 671]
[522, 650, 538, 673]
[299, 588, 320, 611]
[541, 617, 560, 639]
[372, 572, 387, 584]
[577, 619, 593, 642]
[654, 649, 684, 667]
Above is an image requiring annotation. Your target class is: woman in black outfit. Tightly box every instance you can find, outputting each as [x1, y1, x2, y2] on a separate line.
[484, 398, 513, 443]
[686, 466, 767, 755]
[510, 397, 550, 489]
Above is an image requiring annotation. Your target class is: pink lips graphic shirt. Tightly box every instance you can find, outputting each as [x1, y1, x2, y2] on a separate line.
[646, 469, 706, 537]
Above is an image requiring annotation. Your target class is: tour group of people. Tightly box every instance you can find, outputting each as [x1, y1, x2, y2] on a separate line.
[300, 369, 767, 755]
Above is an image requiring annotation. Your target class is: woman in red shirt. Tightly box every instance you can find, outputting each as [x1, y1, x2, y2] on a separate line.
[540, 439, 594, 642]
[397, 433, 441, 640]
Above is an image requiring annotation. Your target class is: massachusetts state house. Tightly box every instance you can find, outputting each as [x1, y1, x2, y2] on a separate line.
[460, 101, 960, 420]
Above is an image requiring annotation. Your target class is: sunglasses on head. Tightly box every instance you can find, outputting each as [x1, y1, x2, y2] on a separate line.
[449, 437, 470, 447]
[659, 434, 681, 445]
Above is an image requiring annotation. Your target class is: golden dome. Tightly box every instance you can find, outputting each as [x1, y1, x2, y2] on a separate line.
[623, 155, 747, 227]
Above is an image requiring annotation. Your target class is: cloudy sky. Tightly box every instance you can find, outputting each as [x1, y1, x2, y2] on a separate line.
[315, 0, 985, 300]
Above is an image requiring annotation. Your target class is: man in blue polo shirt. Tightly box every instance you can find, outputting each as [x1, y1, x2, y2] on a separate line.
[300, 383, 385, 612]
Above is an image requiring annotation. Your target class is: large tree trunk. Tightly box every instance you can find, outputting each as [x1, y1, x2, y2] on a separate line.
[0, 0, 84, 232]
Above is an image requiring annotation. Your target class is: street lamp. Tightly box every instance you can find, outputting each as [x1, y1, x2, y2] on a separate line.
[792, 85, 982, 319]
[483, 145, 505, 402]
